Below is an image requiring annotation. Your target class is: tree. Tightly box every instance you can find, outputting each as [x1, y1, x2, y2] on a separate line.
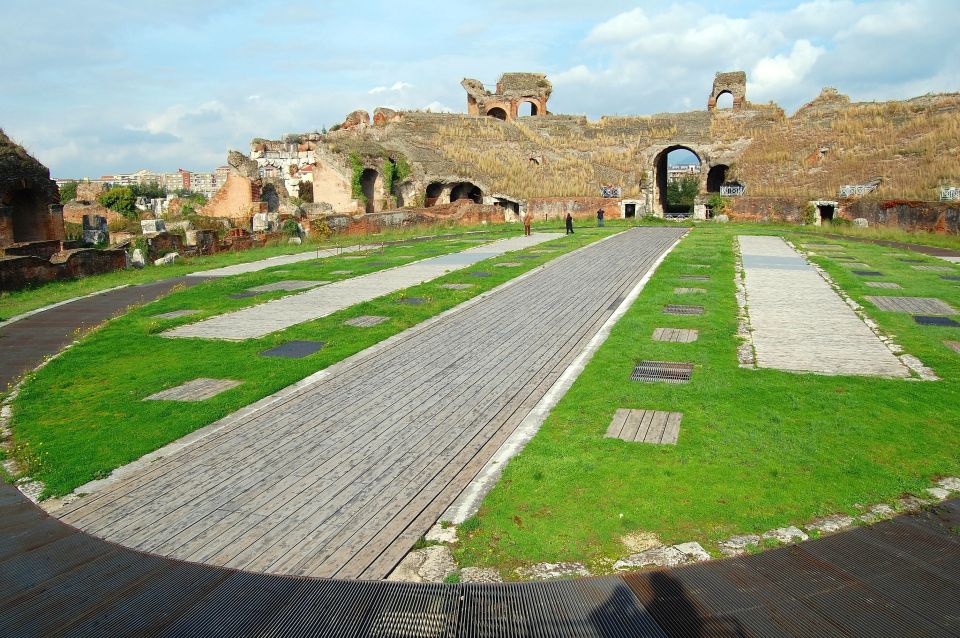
[666, 175, 699, 206]
[59, 181, 78, 203]
[130, 181, 166, 199]
[97, 186, 137, 218]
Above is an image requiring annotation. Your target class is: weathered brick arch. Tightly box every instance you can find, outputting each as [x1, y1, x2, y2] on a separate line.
[651, 145, 709, 215]
[708, 71, 747, 111]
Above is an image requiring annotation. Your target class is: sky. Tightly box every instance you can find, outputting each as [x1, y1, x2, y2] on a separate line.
[2, 0, 957, 178]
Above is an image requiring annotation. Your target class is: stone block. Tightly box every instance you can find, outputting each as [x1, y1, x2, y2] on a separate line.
[141, 219, 167, 234]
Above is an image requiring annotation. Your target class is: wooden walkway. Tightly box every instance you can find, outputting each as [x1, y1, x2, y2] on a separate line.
[56, 228, 685, 580]
[5, 483, 960, 637]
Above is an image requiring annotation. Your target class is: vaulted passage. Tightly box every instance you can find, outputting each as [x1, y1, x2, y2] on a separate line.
[518, 101, 538, 117]
[486, 107, 507, 120]
[425, 182, 444, 207]
[361, 169, 378, 214]
[707, 165, 728, 193]
[450, 182, 482, 204]
[655, 146, 701, 217]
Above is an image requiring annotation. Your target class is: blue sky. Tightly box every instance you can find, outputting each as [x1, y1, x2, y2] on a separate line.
[2, 1, 957, 178]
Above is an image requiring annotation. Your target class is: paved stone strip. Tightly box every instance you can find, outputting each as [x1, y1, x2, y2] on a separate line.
[913, 265, 954, 272]
[605, 409, 682, 444]
[188, 246, 368, 278]
[945, 341, 960, 354]
[652, 328, 699, 343]
[865, 296, 956, 315]
[145, 378, 242, 402]
[57, 228, 684, 580]
[163, 234, 559, 341]
[739, 235, 909, 377]
[152, 309, 200, 319]
[247, 280, 327, 293]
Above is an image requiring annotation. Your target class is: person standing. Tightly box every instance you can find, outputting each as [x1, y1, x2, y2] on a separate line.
[597, 207, 605, 227]
[523, 211, 532, 236]
[565, 212, 574, 235]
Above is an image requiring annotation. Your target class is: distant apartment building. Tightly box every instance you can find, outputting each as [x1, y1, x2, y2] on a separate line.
[89, 167, 223, 198]
[667, 164, 701, 182]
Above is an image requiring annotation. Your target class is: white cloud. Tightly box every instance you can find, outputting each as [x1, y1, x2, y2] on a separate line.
[422, 101, 456, 113]
[750, 39, 825, 101]
[369, 81, 413, 94]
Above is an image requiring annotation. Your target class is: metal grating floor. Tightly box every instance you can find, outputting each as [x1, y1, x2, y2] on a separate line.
[942, 275, 960, 282]
[468, 271, 491, 277]
[631, 360, 693, 384]
[663, 304, 704, 316]
[228, 291, 260, 299]
[396, 297, 428, 305]
[852, 270, 884, 276]
[913, 265, 954, 272]
[2, 484, 960, 637]
[913, 315, 960, 327]
[679, 275, 709, 281]
[864, 281, 902, 289]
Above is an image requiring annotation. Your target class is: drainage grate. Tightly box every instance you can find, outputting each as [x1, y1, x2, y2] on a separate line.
[899, 258, 926, 263]
[679, 275, 710, 281]
[942, 276, 960, 282]
[829, 255, 855, 260]
[663, 304, 704, 315]
[843, 262, 872, 268]
[259, 340, 326, 359]
[631, 361, 693, 384]
[516, 255, 538, 259]
[468, 271, 491, 277]
[367, 261, 389, 267]
[913, 265, 954, 272]
[229, 291, 260, 299]
[397, 297, 427, 305]
[913, 315, 960, 327]
[853, 270, 884, 276]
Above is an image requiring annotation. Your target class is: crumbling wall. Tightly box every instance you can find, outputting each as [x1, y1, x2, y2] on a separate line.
[462, 73, 552, 121]
[0, 129, 64, 247]
[527, 197, 621, 222]
[0, 247, 127, 291]
[708, 71, 747, 110]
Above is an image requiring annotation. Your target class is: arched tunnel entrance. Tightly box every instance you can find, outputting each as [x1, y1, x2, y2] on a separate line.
[707, 165, 728, 193]
[518, 101, 538, 117]
[486, 107, 507, 121]
[450, 182, 483, 204]
[360, 168, 379, 214]
[655, 146, 702, 217]
[425, 182, 444, 207]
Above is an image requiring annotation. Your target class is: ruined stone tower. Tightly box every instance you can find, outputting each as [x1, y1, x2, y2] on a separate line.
[462, 73, 552, 121]
[707, 71, 747, 110]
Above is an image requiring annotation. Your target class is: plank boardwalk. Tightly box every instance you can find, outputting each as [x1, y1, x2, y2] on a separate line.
[740, 236, 910, 377]
[57, 228, 684, 580]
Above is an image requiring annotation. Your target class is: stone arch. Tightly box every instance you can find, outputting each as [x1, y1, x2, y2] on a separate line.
[425, 182, 444, 207]
[450, 182, 483, 204]
[360, 168, 379, 214]
[707, 71, 746, 111]
[4, 187, 47, 243]
[653, 145, 703, 216]
[714, 91, 734, 110]
[486, 107, 507, 121]
[706, 164, 728, 193]
[517, 100, 539, 117]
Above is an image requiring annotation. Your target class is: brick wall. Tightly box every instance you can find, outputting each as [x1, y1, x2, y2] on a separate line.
[527, 197, 621, 222]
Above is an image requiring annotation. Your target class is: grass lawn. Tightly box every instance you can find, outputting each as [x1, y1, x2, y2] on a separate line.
[454, 225, 960, 576]
[8, 223, 628, 497]
[0, 221, 536, 323]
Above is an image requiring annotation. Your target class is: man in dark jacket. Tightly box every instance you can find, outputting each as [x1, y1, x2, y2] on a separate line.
[597, 207, 605, 227]
[565, 213, 574, 234]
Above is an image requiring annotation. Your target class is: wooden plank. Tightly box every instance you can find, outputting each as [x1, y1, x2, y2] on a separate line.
[643, 411, 670, 444]
[605, 410, 630, 438]
[661, 412, 683, 445]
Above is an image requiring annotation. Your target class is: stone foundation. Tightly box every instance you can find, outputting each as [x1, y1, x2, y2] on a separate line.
[1, 246, 127, 291]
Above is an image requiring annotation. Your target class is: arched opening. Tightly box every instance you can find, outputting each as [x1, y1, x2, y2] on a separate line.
[818, 203, 835, 223]
[715, 91, 734, 110]
[360, 168, 378, 214]
[655, 146, 701, 217]
[518, 101, 538, 117]
[706, 165, 728, 193]
[486, 107, 507, 120]
[259, 183, 281, 213]
[425, 182, 444, 207]
[5, 188, 45, 243]
[450, 182, 483, 204]
[494, 197, 520, 216]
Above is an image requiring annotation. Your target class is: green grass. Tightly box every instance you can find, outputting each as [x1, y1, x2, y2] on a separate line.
[454, 226, 960, 576]
[9, 225, 621, 497]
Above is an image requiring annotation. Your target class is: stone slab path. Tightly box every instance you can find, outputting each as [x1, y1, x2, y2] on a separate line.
[187, 246, 367, 278]
[740, 236, 909, 377]
[56, 227, 685, 580]
[163, 233, 560, 341]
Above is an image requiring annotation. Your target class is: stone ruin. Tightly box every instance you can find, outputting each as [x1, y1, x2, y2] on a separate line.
[707, 71, 747, 111]
[0, 129, 64, 248]
[461, 73, 552, 121]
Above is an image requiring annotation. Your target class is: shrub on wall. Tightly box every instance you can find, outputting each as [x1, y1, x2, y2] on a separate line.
[350, 153, 365, 202]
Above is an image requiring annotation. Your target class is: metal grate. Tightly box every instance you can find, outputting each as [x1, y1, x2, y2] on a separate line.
[898, 258, 926, 263]
[631, 360, 693, 383]
[679, 275, 710, 281]
[468, 271, 491, 277]
[853, 270, 884, 276]
[228, 291, 260, 299]
[942, 276, 960, 282]
[663, 304, 704, 315]
[913, 265, 954, 272]
[397, 297, 428, 305]
[516, 255, 538, 259]
[913, 315, 960, 327]
[259, 340, 326, 358]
